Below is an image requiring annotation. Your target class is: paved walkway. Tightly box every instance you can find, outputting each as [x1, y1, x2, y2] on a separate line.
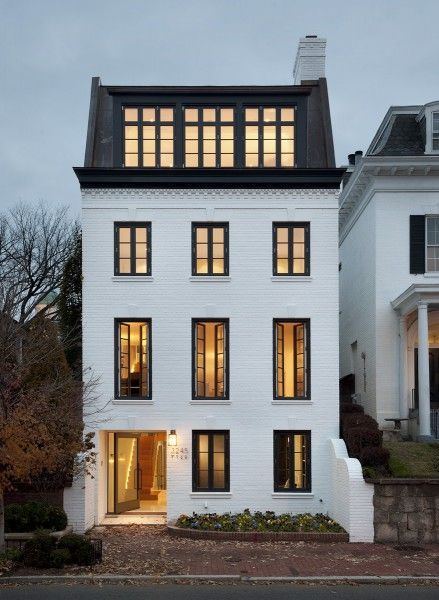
[11, 525, 439, 578]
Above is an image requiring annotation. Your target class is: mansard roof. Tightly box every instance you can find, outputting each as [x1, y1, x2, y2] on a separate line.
[81, 77, 337, 171]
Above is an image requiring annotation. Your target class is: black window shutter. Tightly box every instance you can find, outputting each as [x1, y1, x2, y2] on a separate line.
[410, 215, 425, 274]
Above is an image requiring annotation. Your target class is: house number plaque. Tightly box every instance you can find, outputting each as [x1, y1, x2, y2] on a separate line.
[170, 447, 189, 460]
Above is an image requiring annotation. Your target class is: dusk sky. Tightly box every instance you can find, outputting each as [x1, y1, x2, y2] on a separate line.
[1, 0, 439, 216]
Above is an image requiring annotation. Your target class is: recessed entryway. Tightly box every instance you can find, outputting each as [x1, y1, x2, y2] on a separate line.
[107, 431, 167, 515]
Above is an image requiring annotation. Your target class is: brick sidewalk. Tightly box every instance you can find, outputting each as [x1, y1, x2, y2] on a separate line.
[12, 525, 439, 577]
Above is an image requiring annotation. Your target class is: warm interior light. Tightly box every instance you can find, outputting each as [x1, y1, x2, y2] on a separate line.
[168, 429, 177, 446]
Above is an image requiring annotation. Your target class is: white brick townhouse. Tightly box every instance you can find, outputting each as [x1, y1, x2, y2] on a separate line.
[68, 37, 348, 531]
[339, 101, 439, 441]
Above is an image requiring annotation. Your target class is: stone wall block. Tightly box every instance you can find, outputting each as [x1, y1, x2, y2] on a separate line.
[400, 497, 416, 512]
[389, 511, 407, 526]
[397, 525, 419, 545]
[373, 496, 394, 509]
[374, 523, 398, 543]
[374, 508, 390, 523]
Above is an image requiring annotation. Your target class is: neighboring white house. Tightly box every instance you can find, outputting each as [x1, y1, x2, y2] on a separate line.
[339, 101, 439, 441]
[65, 37, 373, 540]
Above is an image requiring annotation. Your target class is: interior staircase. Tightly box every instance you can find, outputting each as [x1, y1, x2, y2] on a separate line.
[138, 434, 158, 501]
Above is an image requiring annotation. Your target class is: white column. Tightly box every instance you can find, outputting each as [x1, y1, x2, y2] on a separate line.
[417, 302, 432, 440]
[399, 315, 408, 419]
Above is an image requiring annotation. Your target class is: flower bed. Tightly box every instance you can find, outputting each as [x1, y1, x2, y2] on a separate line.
[170, 510, 348, 542]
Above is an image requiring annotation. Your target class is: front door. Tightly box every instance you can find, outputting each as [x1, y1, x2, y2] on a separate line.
[115, 433, 140, 513]
[414, 348, 439, 408]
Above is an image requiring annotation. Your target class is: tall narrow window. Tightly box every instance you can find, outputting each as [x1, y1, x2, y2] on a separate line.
[192, 223, 229, 275]
[274, 319, 309, 399]
[116, 320, 151, 399]
[274, 431, 311, 492]
[433, 112, 439, 151]
[273, 223, 310, 276]
[123, 106, 174, 167]
[115, 223, 151, 275]
[245, 107, 295, 167]
[193, 319, 228, 399]
[192, 431, 230, 492]
[184, 107, 234, 167]
[426, 216, 439, 272]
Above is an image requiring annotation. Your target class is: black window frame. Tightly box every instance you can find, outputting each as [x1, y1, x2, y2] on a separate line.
[273, 318, 310, 400]
[244, 105, 296, 168]
[192, 318, 229, 400]
[273, 430, 311, 493]
[192, 222, 229, 276]
[114, 318, 152, 400]
[114, 222, 152, 276]
[122, 105, 176, 168]
[183, 106, 235, 168]
[273, 222, 310, 276]
[192, 430, 230, 492]
[113, 94, 307, 169]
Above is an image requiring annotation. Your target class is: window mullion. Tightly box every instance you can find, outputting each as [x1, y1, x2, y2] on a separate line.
[138, 112, 143, 167]
[208, 433, 213, 491]
[208, 226, 213, 275]
[288, 226, 293, 276]
[130, 226, 136, 275]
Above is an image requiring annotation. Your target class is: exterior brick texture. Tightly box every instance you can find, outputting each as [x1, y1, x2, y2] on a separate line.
[167, 524, 349, 542]
[65, 186, 372, 540]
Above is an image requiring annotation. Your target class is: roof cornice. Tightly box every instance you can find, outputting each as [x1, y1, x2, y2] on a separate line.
[339, 155, 439, 241]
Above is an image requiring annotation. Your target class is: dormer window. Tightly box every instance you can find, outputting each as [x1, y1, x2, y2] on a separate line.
[123, 107, 175, 167]
[432, 112, 439, 151]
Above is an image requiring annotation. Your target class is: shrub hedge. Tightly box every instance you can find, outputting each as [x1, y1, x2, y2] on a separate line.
[5, 502, 67, 533]
[21, 531, 94, 569]
[359, 446, 391, 467]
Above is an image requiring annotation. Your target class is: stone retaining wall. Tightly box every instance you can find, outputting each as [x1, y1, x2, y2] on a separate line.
[167, 525, 349, 542]
[372, 480, 439, 544]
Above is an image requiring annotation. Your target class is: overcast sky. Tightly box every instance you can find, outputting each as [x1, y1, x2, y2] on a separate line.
[1, 0, 439, 216]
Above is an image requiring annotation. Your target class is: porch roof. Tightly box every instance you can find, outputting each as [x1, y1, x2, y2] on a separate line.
[391, 283, 439, 316]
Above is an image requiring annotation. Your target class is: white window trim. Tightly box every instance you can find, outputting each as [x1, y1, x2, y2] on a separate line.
[420, 103, 439, 155]
[425, 215, 439, 273]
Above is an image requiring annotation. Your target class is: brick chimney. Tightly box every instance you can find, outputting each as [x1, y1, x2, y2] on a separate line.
[293, 35, 326, 84]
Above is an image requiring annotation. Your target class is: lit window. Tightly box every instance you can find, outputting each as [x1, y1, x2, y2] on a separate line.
[426, 216, 439, 272]
[123, 106, 174, 167]
[273, 223, 309, 275]
[245, 107, 295, 168]
[274, 431, 311, 492]
[115, 223, 151, 275]
[433, 113, 439, 151]
[192, 223, 228, 275]
[193, 320, 228, 399]
[184, 107, 234, 168]
[116, 320, 151, 399]
[274, 319, 309, 399]
[192, 431, 230, 492]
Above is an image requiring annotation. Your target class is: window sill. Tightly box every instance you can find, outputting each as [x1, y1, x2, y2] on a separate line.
[112, 399, 154, 405]
[271, 276, 313, 282]
[189, 276, 231, 282]
[112, 276, 154, 282]
[423, 272, 439, 278]
[271, 492, 314, 498]
[190, 400, 231, 405]
[190, 493, 232, 499]
[271, 400, 313, 405]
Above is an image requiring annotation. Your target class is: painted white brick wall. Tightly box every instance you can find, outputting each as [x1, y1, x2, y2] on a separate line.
[340, 175, 439, 425]
[339, 195, 377, 417]
[73, 187, 342, 527]
[329, 438, 374, 542]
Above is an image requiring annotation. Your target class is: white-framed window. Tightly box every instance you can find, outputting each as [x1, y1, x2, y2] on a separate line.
[426, 216, 439, 272]
[433, 112, 439, 152]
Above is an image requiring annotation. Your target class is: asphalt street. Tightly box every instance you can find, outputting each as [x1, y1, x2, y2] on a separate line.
[0, 585, 439, 599]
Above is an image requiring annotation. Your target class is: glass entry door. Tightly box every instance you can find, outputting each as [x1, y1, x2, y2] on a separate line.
[115, 433, 140, 513]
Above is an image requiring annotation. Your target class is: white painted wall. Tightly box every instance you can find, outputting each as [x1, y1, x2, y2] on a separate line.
[329, 438, 374, 542]
[70, 187, 341, 528]
[340, 174, 439, 425]
[339, 193, 377, 417]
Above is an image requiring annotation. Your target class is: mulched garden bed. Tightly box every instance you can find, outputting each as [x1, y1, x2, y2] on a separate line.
[168, 524, 348, 542]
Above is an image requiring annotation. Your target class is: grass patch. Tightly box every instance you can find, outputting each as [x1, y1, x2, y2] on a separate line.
[385, 441, 439, 478]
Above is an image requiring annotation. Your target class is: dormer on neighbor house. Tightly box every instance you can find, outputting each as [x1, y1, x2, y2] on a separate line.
[417, 101, 439, 154]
